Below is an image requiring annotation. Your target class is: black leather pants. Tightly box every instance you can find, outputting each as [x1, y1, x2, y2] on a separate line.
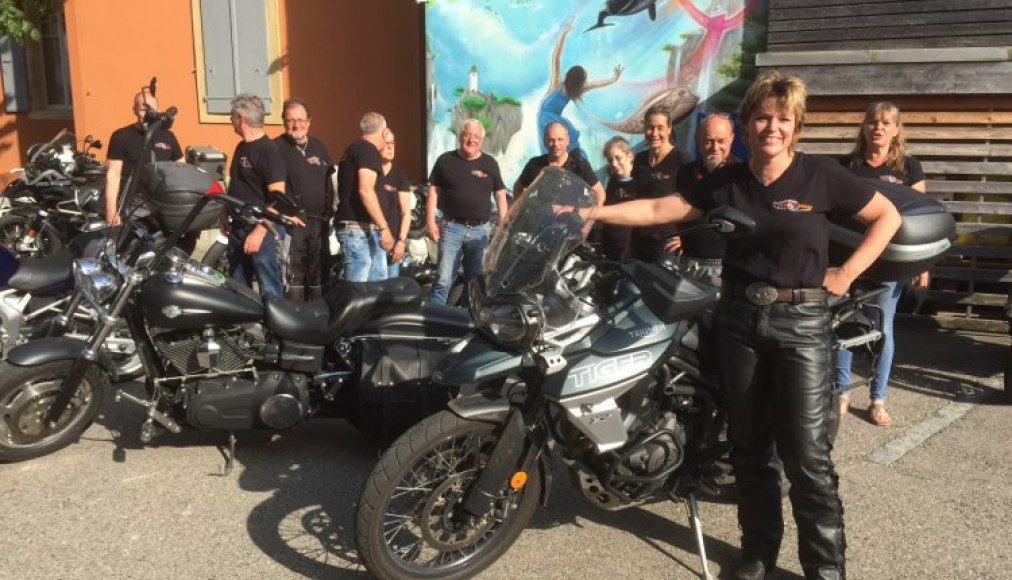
[713, 297, 845, 579]
[287, 216, 325, 299]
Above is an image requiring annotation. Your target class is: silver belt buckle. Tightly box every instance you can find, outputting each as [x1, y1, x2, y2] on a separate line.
[745, 282, 778, 306]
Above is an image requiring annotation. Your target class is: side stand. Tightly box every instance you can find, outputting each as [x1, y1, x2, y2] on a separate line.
[217, 432, 237, 476]
[683, 492, 714, 580]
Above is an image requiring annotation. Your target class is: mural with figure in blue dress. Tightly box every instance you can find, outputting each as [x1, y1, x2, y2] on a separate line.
[424, 0, 768, 185]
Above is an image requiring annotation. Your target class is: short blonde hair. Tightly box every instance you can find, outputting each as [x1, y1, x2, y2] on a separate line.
[739, 70, 807, 150]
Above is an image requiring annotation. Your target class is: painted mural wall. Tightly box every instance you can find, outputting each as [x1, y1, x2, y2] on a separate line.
[424, 0, 767, 185]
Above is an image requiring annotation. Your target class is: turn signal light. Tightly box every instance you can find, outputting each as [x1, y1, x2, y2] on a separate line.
[510, 471, 527, 490]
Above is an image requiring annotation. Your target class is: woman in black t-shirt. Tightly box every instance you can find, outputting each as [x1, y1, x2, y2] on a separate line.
[835, 102, 927, 427]
[599, 136, 637, 260]
[595, 71, 902, 578]
[627, 105, 692, 263]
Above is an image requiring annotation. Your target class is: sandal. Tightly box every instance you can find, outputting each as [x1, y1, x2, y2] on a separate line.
[869, 401, 892, 426]
[836, 393, 850, 419]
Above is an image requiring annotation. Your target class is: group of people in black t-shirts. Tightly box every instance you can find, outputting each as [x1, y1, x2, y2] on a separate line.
[106, 72, 923, 578]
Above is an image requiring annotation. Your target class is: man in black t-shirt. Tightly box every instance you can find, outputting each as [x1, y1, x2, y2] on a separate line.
[513, 122, 605, 205]
[275, 98, 334, 301]
[104, 89, 183, 226]
[426, 119, 508, 306]
[334, 112, 393, 282]
[669, 113, 735, 286]
[226, 94, 300, 299]
[376, 128, 413, 278]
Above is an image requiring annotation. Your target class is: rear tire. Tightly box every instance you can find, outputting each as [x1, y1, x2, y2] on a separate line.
[0, 360, 109, 461]
[200, 238, 229, 274]
[355, 410, 541, 580]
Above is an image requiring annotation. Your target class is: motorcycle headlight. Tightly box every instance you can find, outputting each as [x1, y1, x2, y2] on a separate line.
[73, 258, 120, 306]
[471, 277, 543, 350]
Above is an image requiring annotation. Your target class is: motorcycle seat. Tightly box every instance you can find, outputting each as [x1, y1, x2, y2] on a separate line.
[6, 251, 74, 294]
[264, 277, 422, 345]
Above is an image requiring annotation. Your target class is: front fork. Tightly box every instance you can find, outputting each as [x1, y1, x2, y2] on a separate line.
[16, 211, 47, 253]
[43, 271, 143, 427]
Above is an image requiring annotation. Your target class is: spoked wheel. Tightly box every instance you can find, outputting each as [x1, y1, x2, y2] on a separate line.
[355, 410, 541, 580]
[0, 360, 109, 461]
[0, 214, 63, 259]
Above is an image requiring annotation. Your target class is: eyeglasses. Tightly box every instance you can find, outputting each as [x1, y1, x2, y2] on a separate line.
[284, 118, 309, 125]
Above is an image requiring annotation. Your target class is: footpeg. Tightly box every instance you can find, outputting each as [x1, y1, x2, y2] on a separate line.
[115, 389, 182, 434]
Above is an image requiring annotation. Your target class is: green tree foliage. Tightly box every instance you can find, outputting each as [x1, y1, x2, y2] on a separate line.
[0, 0, 62, 43]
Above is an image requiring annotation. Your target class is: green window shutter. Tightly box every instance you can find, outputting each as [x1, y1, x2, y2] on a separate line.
[0, 36, 30, 113]
[199, 0, 271, 115]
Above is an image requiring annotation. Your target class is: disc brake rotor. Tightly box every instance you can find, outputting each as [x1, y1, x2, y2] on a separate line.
[2, 379, 89, 443]
[419, 473, 495, 551]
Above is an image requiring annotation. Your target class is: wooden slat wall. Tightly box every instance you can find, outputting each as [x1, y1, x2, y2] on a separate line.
[798, 96, 1012, 332]
[768, 0, 1012, 51]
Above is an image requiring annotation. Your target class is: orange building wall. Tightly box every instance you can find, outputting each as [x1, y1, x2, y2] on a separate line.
[0, 0, 425, 182]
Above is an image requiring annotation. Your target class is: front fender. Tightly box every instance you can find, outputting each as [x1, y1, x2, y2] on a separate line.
[6, 336, 119, 381]
[433, 332, 526, 387]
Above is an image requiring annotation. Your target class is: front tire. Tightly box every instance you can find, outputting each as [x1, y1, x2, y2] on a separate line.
[355, 410, 541, 580]
[0, 360, 109, 461]
[0, 214, 63, 259]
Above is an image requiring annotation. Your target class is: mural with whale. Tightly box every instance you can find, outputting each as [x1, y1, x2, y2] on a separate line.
[424, 0, 767, 185]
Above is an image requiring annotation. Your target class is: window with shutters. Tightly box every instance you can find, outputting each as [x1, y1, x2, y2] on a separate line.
[1, 15, 72, 117]
[191, 0, 283, 124]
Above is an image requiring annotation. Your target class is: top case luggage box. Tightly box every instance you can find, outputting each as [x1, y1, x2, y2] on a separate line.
[137, 161, 223, 233]
[828, 179, 955, 281]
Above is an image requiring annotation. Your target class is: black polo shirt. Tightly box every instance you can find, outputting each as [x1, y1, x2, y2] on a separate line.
[682, 152, 876, 289]
[274, 134, 333, 216]
[631, 147, 692, 242]
[515, 152, 600, 193]
[674, 159, 731, 260]
[428, 150, 506, 221]
[335, 138, 384, 224]
[377, 165, 411, 238]
[840, 155, 925, 187]
[107, 123, 182, 190]
[227, 135, 286, 206]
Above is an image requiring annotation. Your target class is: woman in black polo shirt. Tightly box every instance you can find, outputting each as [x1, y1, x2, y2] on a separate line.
[594, 70, 901, 579]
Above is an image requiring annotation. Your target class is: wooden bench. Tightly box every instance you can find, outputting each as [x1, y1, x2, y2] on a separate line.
[797, 109, 1012, 332]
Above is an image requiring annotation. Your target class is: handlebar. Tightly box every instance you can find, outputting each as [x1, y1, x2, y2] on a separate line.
[204, 191, 303, 229]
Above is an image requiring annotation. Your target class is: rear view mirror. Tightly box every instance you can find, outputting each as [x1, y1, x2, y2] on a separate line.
[707, 206, 755, 234]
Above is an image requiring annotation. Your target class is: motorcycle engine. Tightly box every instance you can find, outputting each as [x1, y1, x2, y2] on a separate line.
[186, 371, 311, 431]
[565, 411, 687, 510]
[152, 326, 260, 375]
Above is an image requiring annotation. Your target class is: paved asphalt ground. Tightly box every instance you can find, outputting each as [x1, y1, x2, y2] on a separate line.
[1, 327, 1009, 580]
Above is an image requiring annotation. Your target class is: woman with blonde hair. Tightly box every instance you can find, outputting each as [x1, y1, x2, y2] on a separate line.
[835, 102, 927, 426]
[594, 70, 902, 579]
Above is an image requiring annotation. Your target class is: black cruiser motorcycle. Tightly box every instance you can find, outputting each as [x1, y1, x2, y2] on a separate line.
[0, 108, 471, 464]
[354, 168, 911, 580]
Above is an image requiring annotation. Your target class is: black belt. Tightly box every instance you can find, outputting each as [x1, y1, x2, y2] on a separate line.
[445, 217, 487, 226]
[334, 221, 374, 231]
[726, 281, 829, 306]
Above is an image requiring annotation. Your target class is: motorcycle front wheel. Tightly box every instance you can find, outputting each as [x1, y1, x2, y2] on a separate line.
[0, 214, 63, 259]
[355, 410, 541, 580]
[0, 360, 109, 461]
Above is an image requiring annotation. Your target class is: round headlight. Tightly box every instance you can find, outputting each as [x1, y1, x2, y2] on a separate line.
[73, 258, 119, 304]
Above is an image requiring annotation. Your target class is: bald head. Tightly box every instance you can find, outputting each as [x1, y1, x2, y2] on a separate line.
[543, 122, 570, 161]
[133, 91, 158, 124]
[696, 114, 734, 171]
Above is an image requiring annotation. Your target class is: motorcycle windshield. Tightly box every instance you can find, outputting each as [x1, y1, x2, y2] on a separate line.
[482, 166, 597, 331]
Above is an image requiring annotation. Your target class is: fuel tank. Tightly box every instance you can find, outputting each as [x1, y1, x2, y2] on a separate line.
[141, 266, 263, 329]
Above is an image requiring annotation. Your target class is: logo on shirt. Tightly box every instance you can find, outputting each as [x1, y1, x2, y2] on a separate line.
[772, 199, 813, 212]
[382, 184, 397, 192]
[879, 175, 903, 184]
[471, 170, 489, 179]
[154, 142, 171, 151]
[306, 156, 322, 166]
[650, 171, 671, 181]
[239, 156, 253, 169]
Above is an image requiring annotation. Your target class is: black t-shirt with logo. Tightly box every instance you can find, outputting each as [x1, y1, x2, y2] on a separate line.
[515, 152, 600, 193]
[274, 134, 333, 216]
[107, 123, 182, 190]
[335, 138, 384, 224]
[840, 155, 925, 187]
[377, 165, 411, 238]
[428, 150, 506, 221]
[674, 160, 728, 260]
[682, 152, 876, 288]
[228, 135, 287, 206]
[631, 147, 693, 242]
[600, 176, 637, 260]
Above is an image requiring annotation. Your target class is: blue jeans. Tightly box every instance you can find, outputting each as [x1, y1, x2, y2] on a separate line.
[228, 223, 285, 299]
[429, 220, 489, 306]
[835, 280, 901, 401]
[337, 227, 387, 282]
